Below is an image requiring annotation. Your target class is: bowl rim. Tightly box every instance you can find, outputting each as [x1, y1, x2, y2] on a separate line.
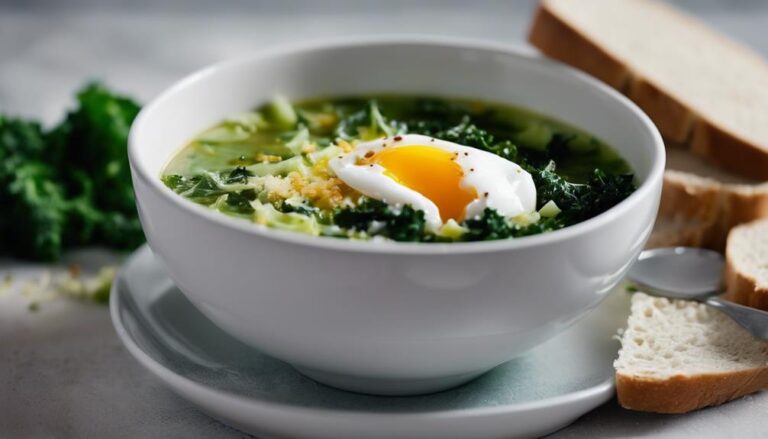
[129, 35, 665, 255]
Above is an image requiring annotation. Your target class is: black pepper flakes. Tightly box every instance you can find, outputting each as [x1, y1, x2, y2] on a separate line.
[394, 135, 403, 141]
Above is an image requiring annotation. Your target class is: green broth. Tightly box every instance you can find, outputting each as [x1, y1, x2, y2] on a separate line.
[162, 95, 636, 242]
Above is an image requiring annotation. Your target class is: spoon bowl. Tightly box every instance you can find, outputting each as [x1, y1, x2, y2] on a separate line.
[628, 247, 725, 300]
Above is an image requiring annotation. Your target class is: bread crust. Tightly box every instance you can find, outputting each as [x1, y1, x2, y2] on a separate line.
[649, 170, 768, 251]
[616, 368, 768, 413]
[648, 174, 720, 249]
[527, 5, 630, 90]
[528, 0, 768, 181]
[726, 259, 768, 311]
[692, 120, 768, 181]
[725, 220, 768, 310]
[627, 77, 693, 144]
[728, 185, 768, 225]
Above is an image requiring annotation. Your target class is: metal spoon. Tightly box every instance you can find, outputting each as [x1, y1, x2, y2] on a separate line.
[627, 247, 768, 341]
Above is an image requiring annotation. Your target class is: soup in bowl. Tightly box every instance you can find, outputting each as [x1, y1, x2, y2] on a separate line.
[162, 95, 636, 243]
[129, 38, 664, 395]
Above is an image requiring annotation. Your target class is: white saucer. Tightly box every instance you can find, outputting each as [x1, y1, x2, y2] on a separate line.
[111, 245, 630, 439]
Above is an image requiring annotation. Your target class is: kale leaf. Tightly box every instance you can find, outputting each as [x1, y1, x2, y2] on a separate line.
[0, 116, 47, 159]
[0, 82, 144, 260]
[461, 208, 566, 242]
[1, 161, 69, 260]
[55, 83, 145, 251]
[0, 118, 70, 259]
[163, 171, 258, 216]
[399, 98, 473, 134]
[162, 173, 226, 205]
[277, 201, 317, 216]
[462, 208, 514, 241]
[531, 161, 635, 223]
[94, 211, 145, 250]
[334, 198, 425, 242]
[387, 205, 427, 241]
[51, 82, 140, 214]
[225, 189, 257, 214]
[407, 113, 519, 162]
[484, 140, 519, 162]
[225, 166, 252, 184]
[581, 169, 636, 217]
[434, 116, 494, 150]
[531, 161, 583, 212]
[512, 216, 567, 238]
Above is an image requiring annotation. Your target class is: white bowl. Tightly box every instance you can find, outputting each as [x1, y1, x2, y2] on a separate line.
[129, 37, 664, 395]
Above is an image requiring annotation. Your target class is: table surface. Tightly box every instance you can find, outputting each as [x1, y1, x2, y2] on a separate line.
[2, 1, 768, 437]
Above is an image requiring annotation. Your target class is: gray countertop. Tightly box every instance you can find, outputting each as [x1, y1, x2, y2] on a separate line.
[2, 1, 768, 437]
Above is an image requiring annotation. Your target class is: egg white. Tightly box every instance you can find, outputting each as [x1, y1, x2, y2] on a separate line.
[329, 134, 536, 232]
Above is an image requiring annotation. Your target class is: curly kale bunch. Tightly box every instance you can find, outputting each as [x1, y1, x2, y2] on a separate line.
[0, 83, 144, 260]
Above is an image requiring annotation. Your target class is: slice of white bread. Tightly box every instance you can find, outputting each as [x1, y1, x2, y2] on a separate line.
[646, 150, 768, 251]
[528, 0, 768, 180]
[726, 219, 768, 311]
[614, 292, 768, 413]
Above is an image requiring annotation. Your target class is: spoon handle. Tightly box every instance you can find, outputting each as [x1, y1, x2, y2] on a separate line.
[705, 297, 768, 341]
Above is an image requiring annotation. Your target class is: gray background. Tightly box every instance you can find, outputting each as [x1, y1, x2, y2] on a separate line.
[2, 0, 768, 437]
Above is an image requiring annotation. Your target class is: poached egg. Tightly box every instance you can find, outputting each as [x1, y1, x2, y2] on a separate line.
[329, 134, 536, 231]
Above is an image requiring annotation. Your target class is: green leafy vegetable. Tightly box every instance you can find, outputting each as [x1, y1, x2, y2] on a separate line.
[224, 190, 257, 214]
[264, 95, 298, 129]
[532, 161, 635, 223]
[51, 83, 140, 213]
[461, 209, 565, 241]
[0, 82, 144, 260]
[277, 201, 317, 216]
[336, 101, 407, 140]
[462, 208, 514, 241]
[225, 166, 252, 184]
[407, 114, 519, 162]
[163, 173, 226, 204]
[334, 198, 426, 242]
[434, 116, 494, 150]
[1, 160, 69, 260]
[284, 125, 311, 156]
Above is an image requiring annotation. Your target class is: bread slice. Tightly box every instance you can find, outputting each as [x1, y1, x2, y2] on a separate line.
[726, 219, 768, 311]
[528, 0, 768, 180]
[614, 292, 768, 413]
[647, 154, 768, 251]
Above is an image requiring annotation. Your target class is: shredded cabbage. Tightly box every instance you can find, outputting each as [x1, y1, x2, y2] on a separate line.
[252, 201, 320, 235]
[247, 156, 309, 176]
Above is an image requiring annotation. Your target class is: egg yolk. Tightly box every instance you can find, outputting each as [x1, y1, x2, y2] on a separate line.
[365, 145, 477, 222]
